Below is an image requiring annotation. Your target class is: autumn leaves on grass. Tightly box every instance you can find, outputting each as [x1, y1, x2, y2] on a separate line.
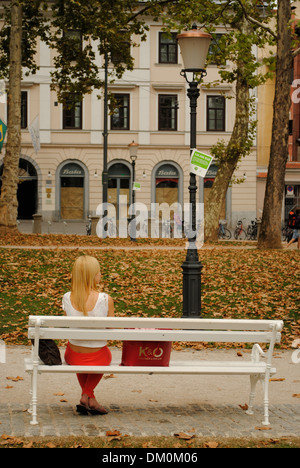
[0, 247, 299, 347]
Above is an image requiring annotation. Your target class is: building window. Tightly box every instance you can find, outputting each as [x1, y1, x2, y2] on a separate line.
[21, 91, 28, 129]
[63, 98, 82, 129]
[159, 32, 178, 64]
[7, 91, 28, 129]
[207, 95, 225, 131]
[207, 33, 226, 66]
[63, 30, 82, 61]
[111, 31, 131, 65]
[158, 94, 178, 131]
[111, 94, 130, 130]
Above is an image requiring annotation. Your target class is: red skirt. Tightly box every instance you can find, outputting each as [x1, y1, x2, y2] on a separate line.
[64, 343, 112, 398]
[65, 343, 112, 366]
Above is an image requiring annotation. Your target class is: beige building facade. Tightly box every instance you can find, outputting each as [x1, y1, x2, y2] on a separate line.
[0, 19, 258, 232]
[257, 1, 300, 223]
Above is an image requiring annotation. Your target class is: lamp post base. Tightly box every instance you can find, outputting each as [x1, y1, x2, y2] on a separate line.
[181, 247, 203, 318]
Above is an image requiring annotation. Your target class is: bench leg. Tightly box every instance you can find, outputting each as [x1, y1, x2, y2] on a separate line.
[29, 366, 39, 425]
[28, 372, 33, 414]
[246, 374, 259, 416]
[261, 373, 270, 426]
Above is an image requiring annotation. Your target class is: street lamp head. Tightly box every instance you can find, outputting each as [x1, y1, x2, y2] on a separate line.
[177, 24, 212, 73]
[128, 140, 139, 161]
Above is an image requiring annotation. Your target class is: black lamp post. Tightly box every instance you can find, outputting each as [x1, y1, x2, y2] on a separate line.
[128, 141, 139, 241]
[177, 25, 211, 318]
[102, 52, 109, 237]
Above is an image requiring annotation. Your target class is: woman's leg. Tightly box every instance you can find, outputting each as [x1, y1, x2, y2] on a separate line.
[65, 344, 112, 409]
[77, 373, 103, 399]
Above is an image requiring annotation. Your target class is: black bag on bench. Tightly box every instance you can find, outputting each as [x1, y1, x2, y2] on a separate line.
[31, 339, 62, 366]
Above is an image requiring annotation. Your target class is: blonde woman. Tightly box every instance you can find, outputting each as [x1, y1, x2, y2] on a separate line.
[62, 255, 114, 415]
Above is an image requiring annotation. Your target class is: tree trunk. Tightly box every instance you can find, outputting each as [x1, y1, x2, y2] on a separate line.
[0, 2, 22, 234]
[204, 67, 250, 242]
[258, 0, 292, 250]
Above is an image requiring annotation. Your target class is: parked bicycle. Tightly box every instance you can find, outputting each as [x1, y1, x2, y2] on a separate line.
[234, 218, 247, 240]
[86, 216, 92, 236]
[246, 218, 260, 240]
[282, 224, 293, 242]
[218, 220, 231, 240]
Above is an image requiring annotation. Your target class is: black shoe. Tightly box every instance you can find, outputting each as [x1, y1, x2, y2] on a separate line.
[76, 404, 89, 415]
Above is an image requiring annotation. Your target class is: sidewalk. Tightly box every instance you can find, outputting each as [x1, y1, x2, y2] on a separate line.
[18, 220, 87, 236]
[1, 346, 299, 438]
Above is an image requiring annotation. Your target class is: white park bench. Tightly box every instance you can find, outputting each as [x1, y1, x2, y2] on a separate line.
[25, 315, 283, 426]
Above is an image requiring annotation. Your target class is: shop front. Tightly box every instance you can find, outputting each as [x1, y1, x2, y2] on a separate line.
[0, 158, 38, 220]
[59, 161, 87, 220]
[155, 163, 179, 207]
[107, 161, 131, 222]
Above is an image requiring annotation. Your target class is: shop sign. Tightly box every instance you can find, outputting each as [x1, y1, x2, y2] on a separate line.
[156, 164, 179, 178]
[286, 185, 294, 198]
[205, 164, 218, 178]
[61, 163, 84, 177]
[133, 181, 141, 191]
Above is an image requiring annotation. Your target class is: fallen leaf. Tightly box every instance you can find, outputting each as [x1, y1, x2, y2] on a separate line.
[23, 441, 33, 448]
[106, 430, 122, 442]
[0, 434, 23, 446]
[255, 426, 272, 431]
[269, 378, 285, 382]
[174, 432, 195, 440]
[46, 442, 56, 448]
[54, 392, 64, 396]
[239, 403, 248, 411]
[6, 376, 23, 382]
[292, 393, 300, 398]
[104, 374, 117, 380]
[204, 441, 219, 448]
[60, 399, 68, 402]
[106, 430, 121, 437]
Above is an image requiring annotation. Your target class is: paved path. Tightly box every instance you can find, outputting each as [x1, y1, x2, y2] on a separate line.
[1, 346, 299, 439]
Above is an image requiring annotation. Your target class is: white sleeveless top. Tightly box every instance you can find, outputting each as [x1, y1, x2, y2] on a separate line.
[62, 291, 108, 348]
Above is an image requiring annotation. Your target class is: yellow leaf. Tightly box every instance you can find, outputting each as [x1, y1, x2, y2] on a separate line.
[204, 441, 219, 448]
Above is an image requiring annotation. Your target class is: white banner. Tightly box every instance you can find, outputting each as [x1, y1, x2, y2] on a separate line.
[28, 114, 40, 153]
[0, 79, 6, 103]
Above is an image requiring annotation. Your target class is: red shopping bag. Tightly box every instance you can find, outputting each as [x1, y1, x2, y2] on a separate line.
[121, 337, 172, 367]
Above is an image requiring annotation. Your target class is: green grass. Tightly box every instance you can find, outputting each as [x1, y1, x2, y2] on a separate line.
[1, 435, 300, 448]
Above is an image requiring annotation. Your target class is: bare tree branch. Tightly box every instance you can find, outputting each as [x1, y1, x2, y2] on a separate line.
[235, 0, 277, 40]
[293, 46, 300, 57]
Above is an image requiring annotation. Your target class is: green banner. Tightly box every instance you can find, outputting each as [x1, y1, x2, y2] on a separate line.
[0, 119, 7, 152]
[190, 149, 213, 177]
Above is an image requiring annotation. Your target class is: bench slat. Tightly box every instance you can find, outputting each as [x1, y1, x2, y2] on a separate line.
[28, 327, 281, 343]
[24, 360, 275, 376]
[28, 315, 284, 332]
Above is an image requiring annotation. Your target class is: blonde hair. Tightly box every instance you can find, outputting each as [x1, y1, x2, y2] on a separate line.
[70, 255, 100, 316]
